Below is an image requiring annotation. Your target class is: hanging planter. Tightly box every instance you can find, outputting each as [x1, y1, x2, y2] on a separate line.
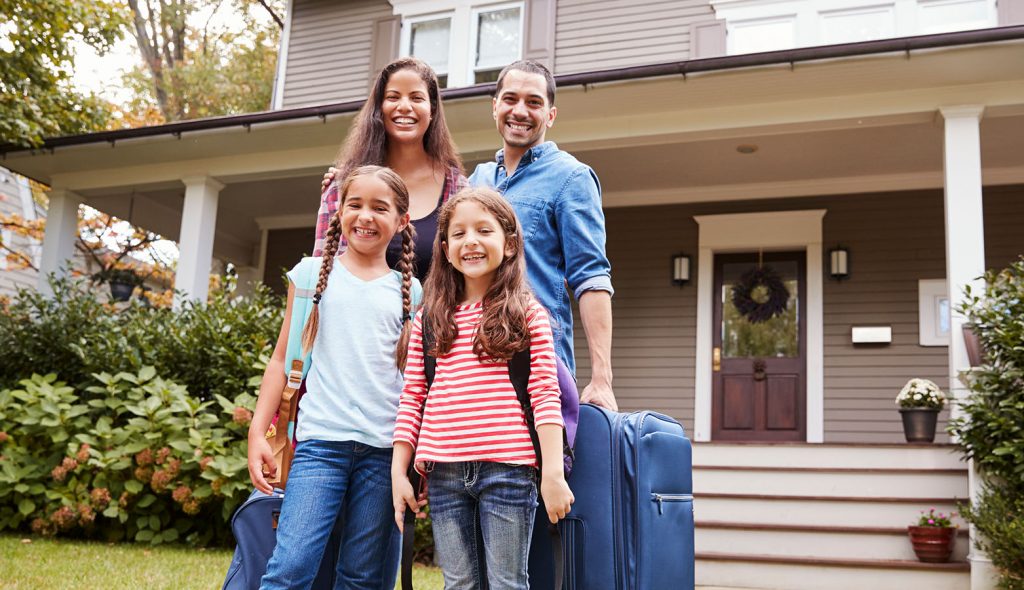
[962, 324, 986, 367]
[731, 266, 790, 323]
[94, 268, 141, 302]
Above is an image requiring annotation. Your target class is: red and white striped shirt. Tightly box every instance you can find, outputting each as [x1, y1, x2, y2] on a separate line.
[393, 300, 563, 467]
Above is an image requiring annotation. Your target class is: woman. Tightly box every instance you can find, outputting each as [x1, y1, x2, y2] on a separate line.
[314, 57, 466, 281]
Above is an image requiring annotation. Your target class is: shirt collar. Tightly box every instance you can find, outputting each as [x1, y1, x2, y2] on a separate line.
[495, 141, 558, 168]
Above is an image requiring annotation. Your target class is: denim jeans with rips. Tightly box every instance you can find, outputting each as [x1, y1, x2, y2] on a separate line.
[259, 440, 400, 590]
[428, 461, 538, 590]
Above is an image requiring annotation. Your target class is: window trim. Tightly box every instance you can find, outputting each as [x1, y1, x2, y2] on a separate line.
[918, 279, 951, 346]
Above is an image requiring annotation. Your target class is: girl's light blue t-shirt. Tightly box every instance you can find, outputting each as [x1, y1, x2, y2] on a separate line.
[287, 258, 421, 448]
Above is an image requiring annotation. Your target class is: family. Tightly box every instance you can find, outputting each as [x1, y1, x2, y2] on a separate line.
[246, 57, 615, 590]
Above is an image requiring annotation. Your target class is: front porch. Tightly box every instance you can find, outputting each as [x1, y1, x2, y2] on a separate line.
[693, 442, 969, 589]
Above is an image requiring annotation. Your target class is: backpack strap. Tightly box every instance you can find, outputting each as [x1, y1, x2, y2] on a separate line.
[284, 257, 320, 385]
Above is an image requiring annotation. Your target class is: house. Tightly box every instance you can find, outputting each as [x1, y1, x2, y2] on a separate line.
[0, 167, 42, 297]
[2, 0, 1023, 587]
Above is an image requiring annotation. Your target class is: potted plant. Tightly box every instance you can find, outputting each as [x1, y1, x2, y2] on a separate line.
[895, 378, 946, 443]
[908, 508, 958, 563]
[93, 267, 142, 302]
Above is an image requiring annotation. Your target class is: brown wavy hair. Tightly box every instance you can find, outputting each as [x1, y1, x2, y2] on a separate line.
[422, 187, 532, 361]
[302, 165, 417, 370]
[334, 57, 462, 179]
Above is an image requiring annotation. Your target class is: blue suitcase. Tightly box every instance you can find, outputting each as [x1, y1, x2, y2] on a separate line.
[529, 404, 695, 590]
[222, 488, 339, 590]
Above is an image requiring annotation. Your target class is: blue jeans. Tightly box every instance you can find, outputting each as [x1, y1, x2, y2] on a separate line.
[428, 461, 538, 590]
[260, 440, 400, 590]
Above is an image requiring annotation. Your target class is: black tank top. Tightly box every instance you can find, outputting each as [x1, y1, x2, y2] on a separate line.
[386, 191, 443, 283]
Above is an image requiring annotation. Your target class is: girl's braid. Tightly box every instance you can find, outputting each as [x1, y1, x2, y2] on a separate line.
[301, 214, 342, 353]
[395, 222, 416, 370]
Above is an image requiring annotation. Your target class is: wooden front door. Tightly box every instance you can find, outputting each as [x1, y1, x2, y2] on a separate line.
[712, 252, 806, 441]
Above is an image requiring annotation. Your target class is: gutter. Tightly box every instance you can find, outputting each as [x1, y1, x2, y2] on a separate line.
[3, 24, 1023, 156]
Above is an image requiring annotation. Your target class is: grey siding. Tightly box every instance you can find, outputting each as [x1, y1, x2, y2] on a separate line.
[573, 186, 1024, 443]
[282, 0, 393, 108]
[554, 0, 716, 75]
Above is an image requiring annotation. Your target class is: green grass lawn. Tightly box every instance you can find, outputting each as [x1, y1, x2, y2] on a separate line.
[0, 535, 444, 590]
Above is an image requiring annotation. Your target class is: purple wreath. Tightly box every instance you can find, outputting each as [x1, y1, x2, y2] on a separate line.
[731, 266, 790, 323]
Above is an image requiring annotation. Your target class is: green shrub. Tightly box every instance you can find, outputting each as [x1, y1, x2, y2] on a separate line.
[961, 487, 1024, 590]
[0, 275, 283, 402]
[950, 257, 1024, 586]
[0, 369, 256, 545]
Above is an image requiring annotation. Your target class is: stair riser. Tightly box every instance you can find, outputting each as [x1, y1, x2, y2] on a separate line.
[696, 497, 963, 528]
[694, 469, 968, 498]
[696, 560, 969, 590]
[694, 445, 964, 470]
[696, 527, 969, 561]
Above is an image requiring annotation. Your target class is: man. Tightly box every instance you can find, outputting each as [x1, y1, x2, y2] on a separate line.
[469, 59, 617, 411]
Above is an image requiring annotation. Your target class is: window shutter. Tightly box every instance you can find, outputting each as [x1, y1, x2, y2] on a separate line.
[369, 16, 401, 87]
[689, 20, 727, 59]
[523, 0, 557, 70]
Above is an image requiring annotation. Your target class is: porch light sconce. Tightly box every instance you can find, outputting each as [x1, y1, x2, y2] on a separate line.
[829, 247, 850, 280]
[672, 254, 691, 286]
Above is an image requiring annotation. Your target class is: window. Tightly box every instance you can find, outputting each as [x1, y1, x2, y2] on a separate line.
[408, 16, 452, 87]
[711, 0, 998, 55]
[397, 0, 524, 88]
[471, 5, 522, 84]
[918, 279, 950, 346]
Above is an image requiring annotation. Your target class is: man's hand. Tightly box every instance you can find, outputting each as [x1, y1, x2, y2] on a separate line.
[321, 166, 339, 190]
[580, 378, 617, 411]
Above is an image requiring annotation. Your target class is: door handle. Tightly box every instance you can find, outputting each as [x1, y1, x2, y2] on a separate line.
[712, 347, 721, 372]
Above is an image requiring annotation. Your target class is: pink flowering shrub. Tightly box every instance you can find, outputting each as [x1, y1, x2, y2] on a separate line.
[0, 367, 259, 545]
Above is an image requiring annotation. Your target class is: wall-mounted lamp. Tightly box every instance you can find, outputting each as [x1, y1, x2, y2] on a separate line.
[672, 254, 691, 286]
[829, 247, 850, 280]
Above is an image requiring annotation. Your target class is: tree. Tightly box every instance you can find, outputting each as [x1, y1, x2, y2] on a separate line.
[119, 0, 284, 124]
[0, 0, 126, 147]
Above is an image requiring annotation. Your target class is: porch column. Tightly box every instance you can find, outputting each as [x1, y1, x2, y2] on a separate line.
[940, 105, 995, 590]
[37, 189, 83, 296]
[175, 176, 223, 304]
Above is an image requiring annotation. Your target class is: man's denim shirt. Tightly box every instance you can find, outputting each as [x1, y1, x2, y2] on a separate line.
[470, 141, 614, 375]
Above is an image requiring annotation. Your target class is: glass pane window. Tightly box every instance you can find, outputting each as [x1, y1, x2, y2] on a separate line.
[410, 17, 451, 80]
[474, 7, 520, 83]
[721, 261, 799, 358]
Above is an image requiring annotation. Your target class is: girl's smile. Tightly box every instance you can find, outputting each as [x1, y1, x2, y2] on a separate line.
[444, 201, 513, 290]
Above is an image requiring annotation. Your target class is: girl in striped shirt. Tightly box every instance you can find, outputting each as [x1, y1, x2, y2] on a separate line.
[392, 187, 574, 590]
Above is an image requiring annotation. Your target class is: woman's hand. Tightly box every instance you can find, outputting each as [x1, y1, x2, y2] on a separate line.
[321, 166, 339, 190]
[392, 473, 427, 533]
[247, 434, 276, 495]
[540, 469, 574, 524]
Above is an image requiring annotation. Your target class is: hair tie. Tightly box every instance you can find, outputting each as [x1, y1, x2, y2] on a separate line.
[313, 293, 322, 305]
[403, 312, 412, 323]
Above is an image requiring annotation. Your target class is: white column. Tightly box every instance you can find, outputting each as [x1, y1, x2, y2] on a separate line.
[175, 176, 223, 304]
[940, 105, 994, 590]
[37, 189, 83, 296]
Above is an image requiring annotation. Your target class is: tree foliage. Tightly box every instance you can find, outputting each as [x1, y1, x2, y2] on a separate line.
[119, 0, 283, 124]
[0, 0, 126, 147]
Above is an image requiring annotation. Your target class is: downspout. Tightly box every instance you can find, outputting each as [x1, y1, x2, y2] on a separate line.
[270, 0, 294, 110]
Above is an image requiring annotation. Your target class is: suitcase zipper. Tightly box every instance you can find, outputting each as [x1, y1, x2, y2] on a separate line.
[652, 493, 693, 515]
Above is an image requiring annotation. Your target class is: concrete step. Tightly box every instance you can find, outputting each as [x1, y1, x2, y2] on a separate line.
[693, 466, 968, 499]
[696, 493, 963, 528]
[696, 553, 970, 590]
[696, 521, 969, 561]
[693, 442, 963, 470]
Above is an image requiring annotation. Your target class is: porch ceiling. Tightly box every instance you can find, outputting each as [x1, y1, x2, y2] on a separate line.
[1, 39, 1021, 266]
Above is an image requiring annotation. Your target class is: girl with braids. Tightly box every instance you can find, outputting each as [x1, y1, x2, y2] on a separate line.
[247, 165, 421, 590]
[315, 57, 467, 282]
[392, 188, 574, 590]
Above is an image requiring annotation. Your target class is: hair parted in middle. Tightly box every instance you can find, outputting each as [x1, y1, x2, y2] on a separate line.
[301, 165, 418, 370]
[333, 57, 462, 180]
[422, 186, 533, 362]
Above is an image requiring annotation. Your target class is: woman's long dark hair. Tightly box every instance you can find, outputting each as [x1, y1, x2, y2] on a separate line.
[422, 187, 532, 361]
[334, 57, 462, 180]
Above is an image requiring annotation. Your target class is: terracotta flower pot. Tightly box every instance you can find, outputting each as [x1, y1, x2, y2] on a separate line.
[908, 525, 955, 563]
[899, 408, 939, 443]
